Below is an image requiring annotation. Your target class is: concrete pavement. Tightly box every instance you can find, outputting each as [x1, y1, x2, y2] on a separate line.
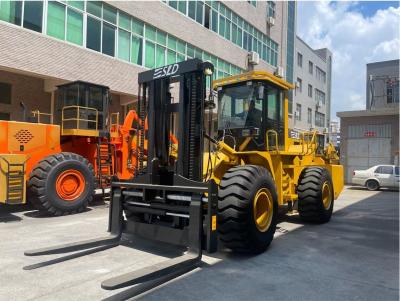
[0, 187, 398, 300]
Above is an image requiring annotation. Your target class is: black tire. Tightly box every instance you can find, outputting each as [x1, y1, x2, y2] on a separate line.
[366, 179, 379, 191]
[218, 165, 278, 254]
[28, 152, 95, 216]
[297, 167, 334, 223]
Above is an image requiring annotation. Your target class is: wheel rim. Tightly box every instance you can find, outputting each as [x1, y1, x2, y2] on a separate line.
[55, 169, 85, 201]
[322, 182, 332, 210]
[253, 188, 274, 232]
[367, 181, 377, 190]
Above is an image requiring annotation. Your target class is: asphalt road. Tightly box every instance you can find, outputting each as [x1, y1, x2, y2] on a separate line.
[0, 187, 398, 301]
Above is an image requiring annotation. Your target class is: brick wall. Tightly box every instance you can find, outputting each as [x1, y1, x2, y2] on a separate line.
[0, 70, 51, 121]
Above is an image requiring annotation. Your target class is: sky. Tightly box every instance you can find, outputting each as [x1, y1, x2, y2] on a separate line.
[297, 1, 400, 121]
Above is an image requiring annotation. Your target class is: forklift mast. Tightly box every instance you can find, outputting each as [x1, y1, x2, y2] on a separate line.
[136, 58, 213, 183]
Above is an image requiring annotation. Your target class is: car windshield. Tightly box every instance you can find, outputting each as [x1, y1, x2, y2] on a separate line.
[217, 83, 263, 129]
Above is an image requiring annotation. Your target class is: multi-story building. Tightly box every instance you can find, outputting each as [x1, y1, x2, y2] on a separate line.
[0, 1, 296, 122]
[329, 120, 340, 147]
[291, 36, 332, 133]
[337, 59, 399, 182]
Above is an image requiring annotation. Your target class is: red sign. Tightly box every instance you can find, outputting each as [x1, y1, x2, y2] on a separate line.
[364, 131, 376, 137]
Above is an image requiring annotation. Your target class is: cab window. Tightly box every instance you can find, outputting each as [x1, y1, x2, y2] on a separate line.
[375, 166, 393, 174]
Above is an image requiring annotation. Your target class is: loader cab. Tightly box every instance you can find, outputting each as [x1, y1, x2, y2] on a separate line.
[56, 81, 111, 136]
[215, 72, 292, 151]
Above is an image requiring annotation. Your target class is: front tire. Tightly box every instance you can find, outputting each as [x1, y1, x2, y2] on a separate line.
[218, 165, 278, 254]
[297, 167, 334, 223]
[28, 152, 95, 216]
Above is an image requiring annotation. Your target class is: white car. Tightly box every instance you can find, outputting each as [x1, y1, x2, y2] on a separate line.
[352, 165, 399, 191]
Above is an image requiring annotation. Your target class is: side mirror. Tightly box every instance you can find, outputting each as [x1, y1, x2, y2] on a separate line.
[256, 85, 264, 100]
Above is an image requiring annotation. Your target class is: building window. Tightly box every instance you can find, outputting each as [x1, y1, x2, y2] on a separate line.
[316, 66, 326, 83]
[297, 52, 303, 67]
[315, 89, 326, 105]
[307, 108, 312, 124]
[387, 80, 399, 103]
[309, 61, 313, 74]
[315, 112, 325, 127]
[67, 8, 83, 46]
[102, 23, 116, 56]
[267, 1, 276, 18]
[295, 103, 301, 121]
[296, 78, 302, 93]
[0, 83, 12, 104]
[0, 112, 10, 120]
[23, 0, 43, 33]
[248, 1, 257, 7]
[118, 29, 130, 62]
[0, 0, 22, 25]
[47, 1, 65, 40]
[86, 16, 101, 52]
[308, 84, 313, 97]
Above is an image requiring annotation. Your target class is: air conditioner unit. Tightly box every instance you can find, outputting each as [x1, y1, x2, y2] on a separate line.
[274, 66, 284, 78]
[267, 16, 275, 26]
[295, 81, 300, 88]
[294, 111, 300, 118]
[316, 100, 322, 108]
[248, 51, 260, 65]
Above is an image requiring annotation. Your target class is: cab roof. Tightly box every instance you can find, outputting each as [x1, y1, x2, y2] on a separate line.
[213, 70, 294, 91]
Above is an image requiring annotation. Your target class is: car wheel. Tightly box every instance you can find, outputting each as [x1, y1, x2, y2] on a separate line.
[366, 179, 379, 191]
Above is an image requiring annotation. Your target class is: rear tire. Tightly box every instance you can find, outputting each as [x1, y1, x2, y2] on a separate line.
[28, 152, 95, 216]
[218, 165, 278, 254]
[366, 179, 379, 191]
[297, 167, 334, 223]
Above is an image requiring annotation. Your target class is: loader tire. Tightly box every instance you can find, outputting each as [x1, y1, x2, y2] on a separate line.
[28, 152, 95, 216]
[218, 165, 278, 254]
[297, 167, 334, 223]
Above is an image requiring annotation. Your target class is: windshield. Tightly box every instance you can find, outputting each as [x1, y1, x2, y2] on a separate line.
[217, 83, 263, 130]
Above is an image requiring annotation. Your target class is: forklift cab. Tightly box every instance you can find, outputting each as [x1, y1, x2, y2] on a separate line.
[56, 81, 110, 136]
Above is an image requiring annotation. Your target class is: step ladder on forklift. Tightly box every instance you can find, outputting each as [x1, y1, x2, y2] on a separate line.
[0, 156, 27, 204]
[24, 59, 218, 301]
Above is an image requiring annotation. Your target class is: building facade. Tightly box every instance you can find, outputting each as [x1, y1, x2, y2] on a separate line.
[366, 59, 399, 111]
[291, 36, 332, 133]
[0, 0, 296, 122]
[337, 59, 399, 183]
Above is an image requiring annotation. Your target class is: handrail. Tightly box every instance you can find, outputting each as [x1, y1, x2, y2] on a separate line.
[266, 129, 279, 152]
[110, 112, 120, 134]
[31, 110, 52, 124]
[61, 105, 98, 132]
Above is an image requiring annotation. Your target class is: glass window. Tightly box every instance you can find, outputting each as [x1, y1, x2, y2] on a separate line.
[0, 112, 10, 120]
[87, 1, 102, 18]
[119, 12, 131, 31]
[132, 17, 143, 36]
[102, 23, 115, 56]
[309, 61, 313, 74]
[297, 52, 303, 67]
[47, 1, 65, 40]
[380, 166, 393, 174]
[178, 0, 187, 14]
[186, 44, 194, 58]
[145, 41, 155, 68]
[307, 108, 312, 124]
[155, 45, 166, 67]
[195, 1, 203, 24]
[167, 49, 176, 65]
[67, 1, 84, 11]
[23, 1, 43, 33]
[204, 4, 210, 29]
[167, 36, 177, 50]
[131, 35, 142, 65]
[188, 1, 196, 20]
[67, 8, 83, 45]
[87, 16, 101, 51]
[219, 15, 225, 37]
[308, 84, 312, 97]
[0, 0, 22, 25]
[211, 9, 218, 33]
[169, 1, 178, 9]
[177, 40, 185, 54]
[0, 82, 12, 104]
[156, 30, 167, 46]
[118, 29, 130, 62]
[295, 103, 301, 121]
[225, 19, 231, 40]
[395, 166, 399, 176]
[145, 25, 156, 41]
[177, 53, 185, 62]
[296, 78, 302, 93]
